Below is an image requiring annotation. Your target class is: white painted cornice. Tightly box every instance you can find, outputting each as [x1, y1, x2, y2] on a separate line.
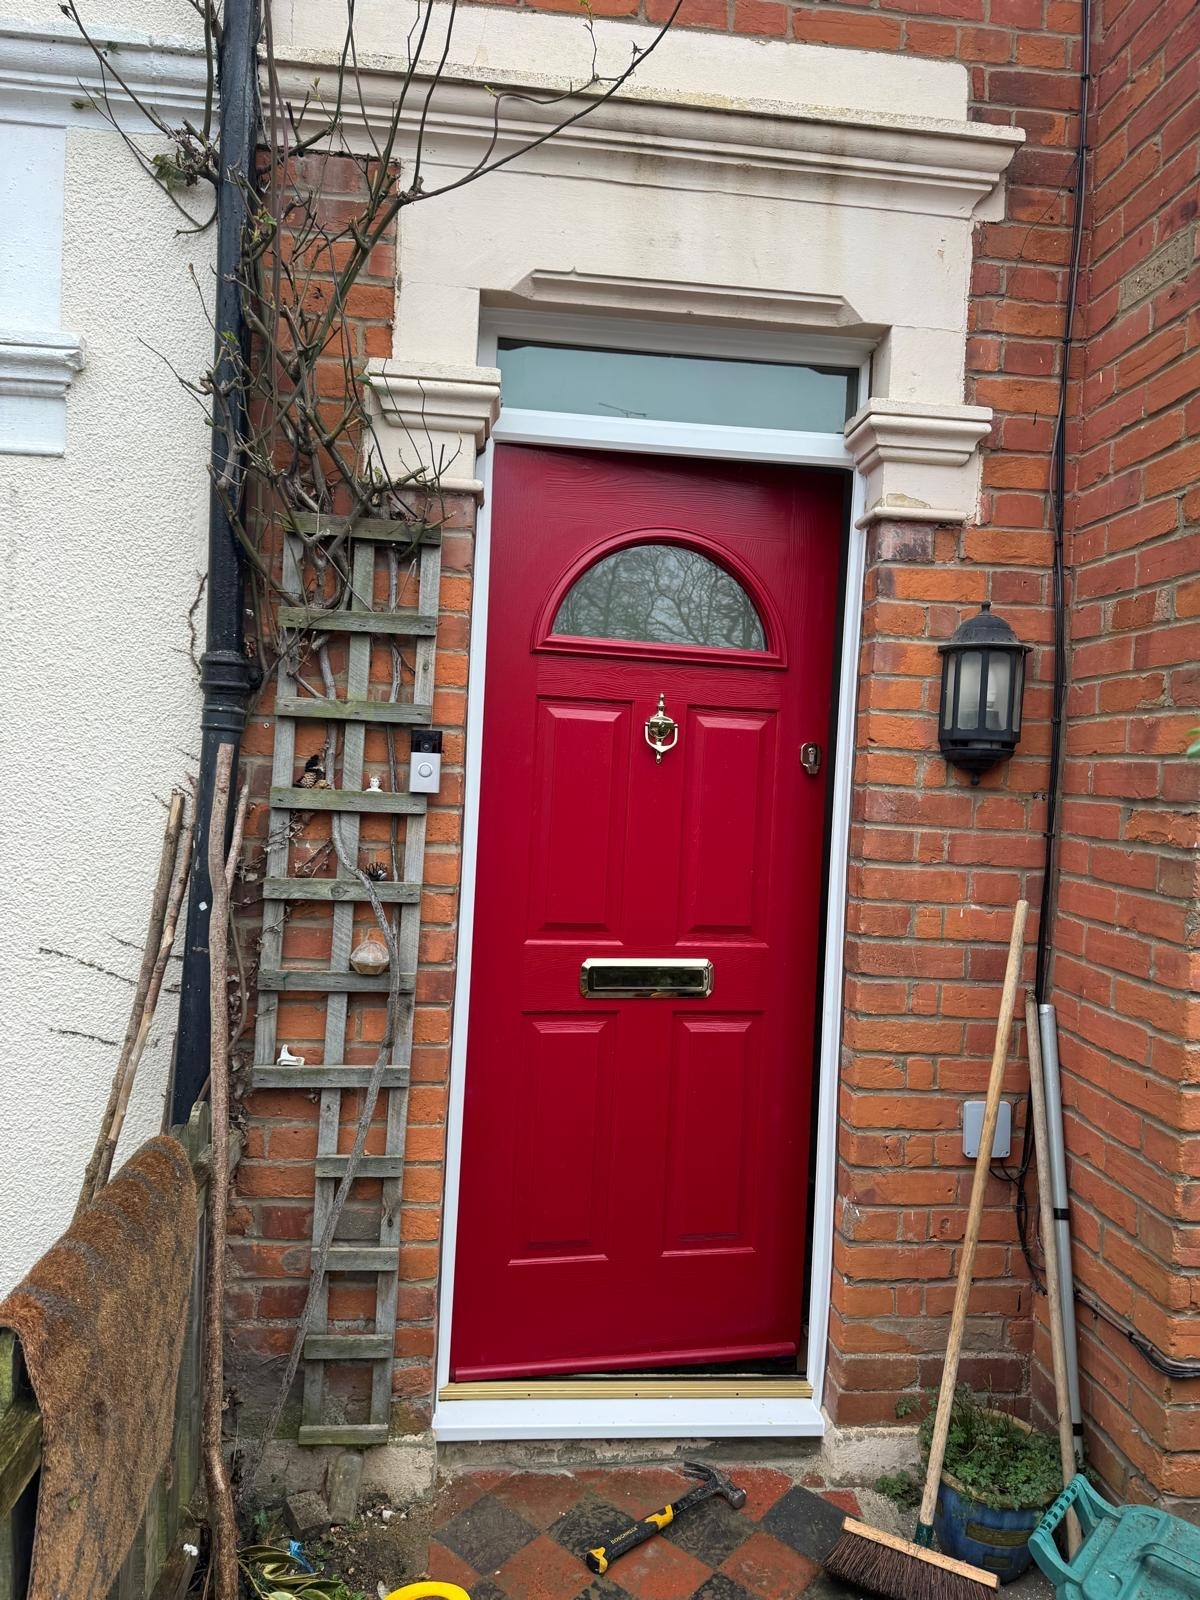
[367, 360, 501, 496]
[846, 399, 993, 471]
[271, 56, 1023, 219]
[496, 271, 869, 334]
[845, 400, 994, 525]
[0, 21, 210, 129]
[0, 327, 85, 396]
[0, 327, 86, 455]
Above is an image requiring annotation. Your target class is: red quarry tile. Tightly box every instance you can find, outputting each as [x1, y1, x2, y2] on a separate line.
[433, 1470, 510, 1526]
[497, 1533, 594, 1600]
[492, 1472, 590, 1531]
[426, 1540, 481, 1589]
[719, 1530, 822, 1600]
[821, 1490, 862, 1518]
[575, 1467, 692, 1519]
[597, 1535, 712, 1600]
[727, 1467, 793, 1522]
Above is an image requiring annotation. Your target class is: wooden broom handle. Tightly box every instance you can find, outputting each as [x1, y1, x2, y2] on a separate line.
[918, 900, 1029, 1532]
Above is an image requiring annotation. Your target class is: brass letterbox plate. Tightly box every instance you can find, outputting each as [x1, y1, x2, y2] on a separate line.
[580, 958, 714, 999]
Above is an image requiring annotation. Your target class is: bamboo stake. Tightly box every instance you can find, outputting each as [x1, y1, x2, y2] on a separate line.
[76, 789, 187, 1216]
[1026, 994, 1081, 1558]
[98, 810, 195, 1192]
[917, 899, 1029, 1536]
[203, 744, 239, 1600]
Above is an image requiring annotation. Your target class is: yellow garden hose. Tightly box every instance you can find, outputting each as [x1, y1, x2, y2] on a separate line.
[383, 1585, 472, 1600]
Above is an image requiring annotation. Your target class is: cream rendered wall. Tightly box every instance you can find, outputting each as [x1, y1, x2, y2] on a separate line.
[0, 98, 213, 1289]
[11, 0, 203, 36]
[280, 0, 969, 118]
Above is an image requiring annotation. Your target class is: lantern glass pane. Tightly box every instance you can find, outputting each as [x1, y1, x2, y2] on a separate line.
[957, 651, 983, 729]
[985, 653, 1011, 731]
[941, 655, 958, 730]
[1012, 655, 1025, 733]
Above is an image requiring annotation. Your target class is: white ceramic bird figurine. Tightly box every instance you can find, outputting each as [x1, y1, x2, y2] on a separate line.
[277, 1044, 307, 1066]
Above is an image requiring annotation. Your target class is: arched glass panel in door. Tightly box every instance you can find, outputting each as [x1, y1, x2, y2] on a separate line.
[551, 543, 768, 651]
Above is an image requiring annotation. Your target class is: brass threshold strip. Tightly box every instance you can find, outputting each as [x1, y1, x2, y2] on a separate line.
[439, 1377, 813, 1401]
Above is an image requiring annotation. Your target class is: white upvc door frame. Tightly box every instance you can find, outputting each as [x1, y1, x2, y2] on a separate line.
[434, 317, 869, 1441]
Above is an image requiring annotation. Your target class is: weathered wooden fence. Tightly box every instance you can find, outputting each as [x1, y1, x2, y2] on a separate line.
[0, 1104, 211, 1600]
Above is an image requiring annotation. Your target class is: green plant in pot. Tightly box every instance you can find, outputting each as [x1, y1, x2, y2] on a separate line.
[920, 1386, 1063, 1582]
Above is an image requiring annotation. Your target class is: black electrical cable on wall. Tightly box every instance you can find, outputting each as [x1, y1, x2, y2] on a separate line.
[1076, 1289, 1200, 1381]
[1035, 0, 1092, 1009]
[1010, 0, 1093, 1290]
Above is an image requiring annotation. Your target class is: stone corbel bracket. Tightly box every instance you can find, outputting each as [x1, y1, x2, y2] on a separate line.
[0, 328, 86, 455]
[366, 360, 501, 497]
[844, 398, 993, 526]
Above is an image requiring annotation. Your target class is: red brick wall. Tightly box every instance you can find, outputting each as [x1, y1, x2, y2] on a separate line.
[829, 516, 1049, 1425]
[229, 7, 1083, 1435]
[422, 0, 1086, 1437]
[225, 0, 1200, 1485]
[1044, 0, 1200, 1503]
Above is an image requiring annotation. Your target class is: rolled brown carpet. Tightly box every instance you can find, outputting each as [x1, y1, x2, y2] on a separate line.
[0, 1135, 198, 1600]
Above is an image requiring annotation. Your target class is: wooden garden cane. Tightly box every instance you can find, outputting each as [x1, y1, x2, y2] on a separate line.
[1026, 995, 1082, 1558]
[824, 901, 1028, 1598]
[915, 899, 1029, 1546]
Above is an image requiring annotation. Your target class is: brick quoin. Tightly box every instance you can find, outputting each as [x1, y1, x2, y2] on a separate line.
[226, 0, 1199, 1487]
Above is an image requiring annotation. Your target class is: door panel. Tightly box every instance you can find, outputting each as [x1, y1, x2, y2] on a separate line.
[452, 446, 844, 1382]
[678, 710, 776, 938]
[662, 1016, 759, 1254]
[510, 1016, 615, 1262]
[528, 702, 630, 933]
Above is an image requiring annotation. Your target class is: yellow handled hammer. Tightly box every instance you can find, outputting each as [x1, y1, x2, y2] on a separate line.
[585, 1462, 746, 1574]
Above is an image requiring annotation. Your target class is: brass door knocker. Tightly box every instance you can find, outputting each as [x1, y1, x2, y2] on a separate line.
[644, 693, 678, 763]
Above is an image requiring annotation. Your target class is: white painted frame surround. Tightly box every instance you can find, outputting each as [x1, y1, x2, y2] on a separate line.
[432, 317, 870, 1441]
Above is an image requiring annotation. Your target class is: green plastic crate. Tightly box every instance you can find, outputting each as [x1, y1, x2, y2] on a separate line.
[1031, 1476, 1200, 1600]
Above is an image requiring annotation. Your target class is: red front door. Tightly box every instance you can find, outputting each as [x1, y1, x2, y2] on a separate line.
[451, 446, 844, 1382]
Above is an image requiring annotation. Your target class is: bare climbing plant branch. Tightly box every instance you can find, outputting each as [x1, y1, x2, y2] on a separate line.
[76, 788, 192, 1214]
[203, 744, 240, 1600]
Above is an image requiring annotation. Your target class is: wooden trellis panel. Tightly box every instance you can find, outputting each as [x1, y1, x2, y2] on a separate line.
[251, 515, 440, 1447]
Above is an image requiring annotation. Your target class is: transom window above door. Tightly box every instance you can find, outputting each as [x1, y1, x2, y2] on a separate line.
[552, 542, 768, 651]
[497, 340, 857, 433]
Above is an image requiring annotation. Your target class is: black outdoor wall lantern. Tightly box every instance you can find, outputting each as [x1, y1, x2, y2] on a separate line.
[938, 602, 1030, 783]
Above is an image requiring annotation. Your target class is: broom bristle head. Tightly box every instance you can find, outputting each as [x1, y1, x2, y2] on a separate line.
[824, 1520, 998, 1600]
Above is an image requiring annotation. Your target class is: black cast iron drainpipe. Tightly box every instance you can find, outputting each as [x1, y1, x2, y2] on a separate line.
[169, 0, 262, 1123]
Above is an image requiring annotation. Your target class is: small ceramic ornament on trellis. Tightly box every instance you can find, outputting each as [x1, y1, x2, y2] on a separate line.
[349, 931, 390, 975]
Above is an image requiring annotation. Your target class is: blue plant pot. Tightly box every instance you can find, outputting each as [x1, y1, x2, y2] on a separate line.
[935, 1473, 1047, 1583]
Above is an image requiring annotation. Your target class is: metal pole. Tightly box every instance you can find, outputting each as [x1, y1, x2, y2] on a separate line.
[1038, 1001, 1084, 1465]
[170, 0, 261, 1123]
[1026, 995, 1080, 1555]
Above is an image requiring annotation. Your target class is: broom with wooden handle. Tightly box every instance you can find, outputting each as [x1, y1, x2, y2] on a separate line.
[824, 898, 1029, 1600]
